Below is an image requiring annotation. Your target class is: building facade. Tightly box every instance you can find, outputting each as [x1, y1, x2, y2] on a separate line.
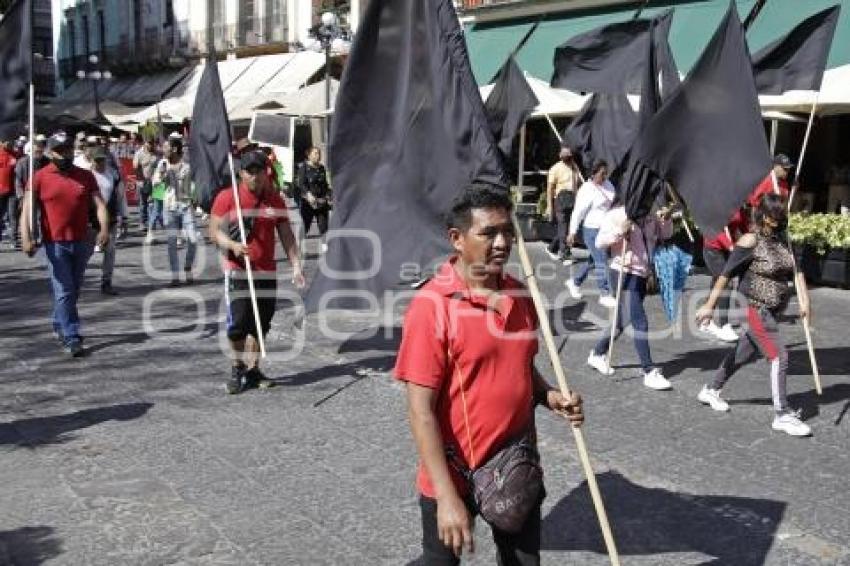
[51, 0, 363, 96]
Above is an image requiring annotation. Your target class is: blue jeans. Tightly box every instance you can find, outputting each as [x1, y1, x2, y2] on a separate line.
[164, 203, 197, 275]
[44, 241, 93, 344]
[593, 273, 654, 372]
[572, 226, 611, 294]
[148, 199, 164, 231]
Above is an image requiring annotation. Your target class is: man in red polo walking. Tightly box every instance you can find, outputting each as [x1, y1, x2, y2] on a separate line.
[20, 132, 110, 357]
[395, 183, 584, 565]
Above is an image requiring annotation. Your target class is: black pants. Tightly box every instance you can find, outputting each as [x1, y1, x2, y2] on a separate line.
[299, 203, 329, 236]
[702, 247, 732, 326]
[419, 495, 541, 566]
[0, 193, 19, 244]
[138, 184, 152, 226]
[547, 192, 574, 258]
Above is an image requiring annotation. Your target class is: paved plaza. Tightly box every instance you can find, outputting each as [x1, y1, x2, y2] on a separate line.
[1, 206, 849, 565]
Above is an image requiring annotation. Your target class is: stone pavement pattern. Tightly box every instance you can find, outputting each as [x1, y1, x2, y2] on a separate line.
[0, 210, 849, 565]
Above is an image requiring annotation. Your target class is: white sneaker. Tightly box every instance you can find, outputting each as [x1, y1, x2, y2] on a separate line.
[587, 351, 614, 376]
[562, 257, 574, 266]
[599, 295, 617, 309]
[94, 244, 102, 253]
[643, 368, 672, 391]
[697, 385, 730, 411]
[699, 320, 721, 338]
[321, 243, 328, 254]
[546, 248, 560, 261]
[566, 279, 582, 299]
[144, 233, 154, 245]
[772, 413, 812, 437]
[717, 324, 739, 343]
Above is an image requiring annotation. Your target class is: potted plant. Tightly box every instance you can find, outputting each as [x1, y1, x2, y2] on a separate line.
[789, 213, 850, 287]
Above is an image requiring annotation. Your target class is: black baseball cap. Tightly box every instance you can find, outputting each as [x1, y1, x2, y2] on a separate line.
[47, 132, 72, 151]
[773, 154, 794, 169]
[240, 150, 268, 171]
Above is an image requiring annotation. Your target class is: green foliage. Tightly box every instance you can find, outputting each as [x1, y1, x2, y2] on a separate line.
[789, 213, 850, 254]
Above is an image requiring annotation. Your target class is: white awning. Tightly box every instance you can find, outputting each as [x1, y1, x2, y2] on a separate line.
[229, 78, 340, 122]
[257, 51, 326, 96]
[480, 72, 590, 118]
[759, 65, 850, 116]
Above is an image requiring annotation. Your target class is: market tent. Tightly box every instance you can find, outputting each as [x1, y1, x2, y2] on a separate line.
[38, 99, 140, 126]
[759, 64, 850, 115]
[480, 72, 589, 117]
[230, 78, 340, 122]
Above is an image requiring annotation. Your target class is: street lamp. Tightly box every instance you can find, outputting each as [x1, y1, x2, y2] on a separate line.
[76, 54, 112, 122]
[308, 12, 351, 150]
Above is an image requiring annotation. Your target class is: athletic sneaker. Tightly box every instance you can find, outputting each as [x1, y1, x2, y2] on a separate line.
[642, 368, 672, 390]
[772, 412, 812, 437]
[100, 282, 118, 296]
[599, 295, 617, 309]
[245, 367, 275, 389]
[697, 385, 730, 411]
[144, 232, 155, 245]
[225, 366, 250, 395]
[546, 248, 560, 261]
[699, 320, 722, 338]
[63, 340, 84, 358]
[716, 323, 739, 343]
[587, 351, 614, 376]
[566, 279, 582, 299]
[562, 257, 574, 266]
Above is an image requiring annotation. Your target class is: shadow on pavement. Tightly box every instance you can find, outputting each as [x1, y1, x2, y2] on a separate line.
[661, 345, 850, 379]
[729, 382, 850, 421]
[0, 526, 62, 565]
[0, 402, 153, 448]
[338, 326, 403, 354]
[272, 355, 397, 387]
[541, 471, 785, 566]
[547, 302, 595, 336]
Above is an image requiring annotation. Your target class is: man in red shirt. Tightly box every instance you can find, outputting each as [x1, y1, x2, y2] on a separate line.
[395, 184, 584, 565]
[209, 150, 306, 394]
[700, 154, 794, 343]
[0, 139, 18, 249]
[20, 133, 110, 357]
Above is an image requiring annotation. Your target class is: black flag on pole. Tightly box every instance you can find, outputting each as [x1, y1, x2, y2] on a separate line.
[551, 10, 678, 96]
[484, 57, 539, 157]
[752, 5, 841, 94]
[563, 93, 638, 174]
[0, 0, 32, 140]
[304, 0, 506, 312]
[189, 61, 233, 212]
[617, 2, 771, 237]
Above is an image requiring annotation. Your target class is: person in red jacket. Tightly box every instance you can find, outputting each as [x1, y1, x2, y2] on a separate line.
[700, 154, 794, 343]
[0, 139, 18, 249]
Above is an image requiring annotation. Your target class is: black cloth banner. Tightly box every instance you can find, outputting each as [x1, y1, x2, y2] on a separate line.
[563, 93, 638, 175]
[484, 56, 539, 158]
[0, 0, 32, 140]
[618, 2, 771, 238]
[551, 9, 678, 97]
[752, 5, 841, 94]
[304, 0, 506, 312]
[189, 61, 234, 213]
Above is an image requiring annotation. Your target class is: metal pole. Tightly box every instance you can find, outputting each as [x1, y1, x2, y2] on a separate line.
[325, 40, 332, 152]
[517, 124, 526, 189]
[769, 119, 778, 155]
[93, 78, 101, 121]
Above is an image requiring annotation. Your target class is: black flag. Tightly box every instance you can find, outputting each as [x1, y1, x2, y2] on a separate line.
[551, 10, 678, 96]
[484, 57, 539, 157]
[752, 5, 841, 94]
[0, 0, 32, 140]
[304, 0, 506, 311]
[189, 61, 233, 212]
[563, 93, 638, 174]
[618, 2, 771, 237]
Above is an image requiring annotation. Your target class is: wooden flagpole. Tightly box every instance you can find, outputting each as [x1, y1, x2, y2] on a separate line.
[543, 112, 586, 184]
[28, 82, 35, 238]
[606, 237, 627, 369]
[512, 214, 621, 565]
[665, 185, 694, 243]
[782, 94, 821, 394]
[227, 153, 267, 358]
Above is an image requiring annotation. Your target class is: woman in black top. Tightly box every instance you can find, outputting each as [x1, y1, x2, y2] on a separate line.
[695, 194, 813, 437]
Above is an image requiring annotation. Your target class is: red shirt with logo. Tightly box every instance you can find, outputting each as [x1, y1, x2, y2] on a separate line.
[394, 258, 539, 498]
[704, 173, 791, 251]
[0, 148, 17, 195]
[210, 184, 288, 272]
[30, 163, 98, 242]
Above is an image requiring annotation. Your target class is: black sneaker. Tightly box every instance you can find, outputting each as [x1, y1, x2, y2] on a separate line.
[63, 340, 84, 358]
[101, 282, 118, 296]
[225, 365, 250, 395]
[168, 278, 180, 288]
[184, 271, 194, 285]
[245, 367, 275, 389]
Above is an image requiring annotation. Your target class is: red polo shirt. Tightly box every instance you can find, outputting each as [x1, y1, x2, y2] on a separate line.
[0, 148, 17, 195]
[210, 183, 288, 272]
[30, 163, 98, 242]
[394, 257, 539, 498]
[704, 173, 790, 250]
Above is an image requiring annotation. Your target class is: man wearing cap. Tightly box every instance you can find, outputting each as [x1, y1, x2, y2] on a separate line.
[19, 133, 110, 357]
[0, 139, 19, 249]
[545, 146, 580, 265]
[134, 138, 160, 231]
[12, 136, 50, 250]
[154, 137, 195, 286]
[89, 146, 127, 295]
[209, 149, 306, 395]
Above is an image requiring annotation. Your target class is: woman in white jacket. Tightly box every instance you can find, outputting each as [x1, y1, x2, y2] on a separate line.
[586, 204, 674, 391]
[565, 160, 616, 307]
